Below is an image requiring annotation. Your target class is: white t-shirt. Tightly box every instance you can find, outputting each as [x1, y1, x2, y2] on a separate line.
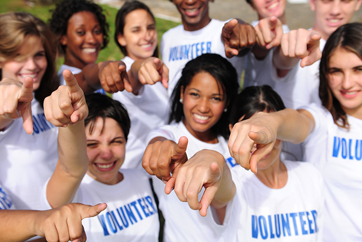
[147, 122, 233, 242]
[58, 64, 105, 94]
[43, 169, 159, 242]
[302, 103, 362, 241]
[113, 56, 169, 169]
[0, 99, 58, 210]
[0, 183, 15, 210]
[225, 159, 324, 241]
[161, 19, 244, 97]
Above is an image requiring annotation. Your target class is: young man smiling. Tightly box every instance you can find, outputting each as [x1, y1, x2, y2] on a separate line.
[162, 0, 254, 97]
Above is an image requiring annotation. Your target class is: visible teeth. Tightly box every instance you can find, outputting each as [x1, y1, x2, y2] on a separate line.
[344, 91, 357, 95]
[267, 2, 278, 9]
[194, 114, 209, 120]
[83, 48, 96, 53]
[329, 19, 339, 23]
[142, 44, 152, 48]
[21, 74, 37, 78]
[97, 163, 113, 169]
[186, 9, 197, 13]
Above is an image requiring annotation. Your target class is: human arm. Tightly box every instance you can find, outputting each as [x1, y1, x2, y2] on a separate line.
[0, 203, 106, 242]
[228, 108, 315, 173]
[0, 77, 34, 134]
[44, 69, 89, 208]
[128, 57, 169, 95]
[273, 29, 322, 77]
[252, 16, 283, 60]
[221, 19, 256, 58]
[172, 149, 235, 222]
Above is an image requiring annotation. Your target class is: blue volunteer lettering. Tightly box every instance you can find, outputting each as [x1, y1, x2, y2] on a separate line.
[98, 195, 157, 236]
[32, 113, 55, 135]
[0, 187, 12, 209]
[251, 210, 318, 239]
[332, 136, 362, 160]
[168, 42, 212, 62]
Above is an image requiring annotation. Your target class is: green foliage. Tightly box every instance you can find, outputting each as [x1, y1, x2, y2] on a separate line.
[0, 0, 179, 68]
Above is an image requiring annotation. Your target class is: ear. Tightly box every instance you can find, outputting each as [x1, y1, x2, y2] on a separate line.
[355, 0, 362, 11]
[60, 35, 68, 46]
[309, 0, 316, 11]
[180, 85, 184, 101]
[117, 33, 127, 47]
[229, 123, 233, 132]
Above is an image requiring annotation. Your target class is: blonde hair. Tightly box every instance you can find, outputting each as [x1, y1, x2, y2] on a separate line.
[0, 12, 59, 107]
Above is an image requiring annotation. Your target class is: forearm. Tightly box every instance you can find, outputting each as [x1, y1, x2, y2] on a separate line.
[58, 121, 88, 177]
[78, 63, 105, 94]
[252, 45, 271, 60]
[271, 108, 314, 143]
[0, 116, 14, 131]
[0, 210, 41, 241]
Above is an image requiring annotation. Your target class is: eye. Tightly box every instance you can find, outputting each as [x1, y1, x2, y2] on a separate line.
[76, 30, 85, 36]
[35, 51, 45, 58]
[328, 68, 342, 74]
[212, 96, 222, 102]
[148, 25, 156, 30]
[189, 92, 200, 98]
[94, 28, 102, 35]
[87, 142, 99, 148]
[110, 138, 124, 145]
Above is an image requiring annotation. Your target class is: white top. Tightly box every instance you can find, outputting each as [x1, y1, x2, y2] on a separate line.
[113, 56, 169, 169]
[225, 159, 324, 241]
[43, 169, 159, 242]
[58, 64, 105, 94]
[160, 19, 244, 97]
[147, 122, 233, 242]
[0, 99, 58, 210]
[0, 183, 15, 210]
[302, 103, 362, 241]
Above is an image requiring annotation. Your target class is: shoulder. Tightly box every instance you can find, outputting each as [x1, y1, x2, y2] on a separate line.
[162, 24, 184, 38]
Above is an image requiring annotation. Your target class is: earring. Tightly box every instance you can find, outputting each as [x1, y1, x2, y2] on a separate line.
[224, 108, 227, 112]
[179, 98, 183, 103]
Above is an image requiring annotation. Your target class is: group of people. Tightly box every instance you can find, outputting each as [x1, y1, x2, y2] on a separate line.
[0, 0, 361, 241]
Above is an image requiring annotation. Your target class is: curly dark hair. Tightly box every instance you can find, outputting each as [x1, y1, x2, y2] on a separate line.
[49, 0, 109, 55]
[169, 53, 239, 140]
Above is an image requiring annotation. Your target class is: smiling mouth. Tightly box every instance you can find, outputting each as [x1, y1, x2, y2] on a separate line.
[83, 48, 97, 53]
[267, 2, 278, 10]
[193, 113, 210, 122]
[95, 161, 117, 171]
[184, 6, 201, 17]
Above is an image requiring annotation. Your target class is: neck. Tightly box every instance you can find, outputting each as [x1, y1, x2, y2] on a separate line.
[183, 17, 211, 31]
[183, 119, 218, 144]
[343, 106, 362, 120]
[255, 158, 287, 189]
[312, 25, 329, 41]
[64, 51, 87, 70]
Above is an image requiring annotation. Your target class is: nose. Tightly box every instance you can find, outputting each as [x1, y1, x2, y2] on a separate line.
[330, 0, 342, 15]
[24, 57, 37, 70]
[85, 31, 97, 44]
[198, 98, 210, 113]
[341, 71, 354, 90]
[99, 146, 113, 160]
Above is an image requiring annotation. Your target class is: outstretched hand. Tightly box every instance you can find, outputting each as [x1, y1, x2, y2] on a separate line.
[222, 19, 256, 58]
[98, 61, 131, 93]
[228, 112, 277, 173]
[0, 77, 34, 134]
[44, 69, 88, 127]
[138, 58, 169, 89]
[255, 16, 283, 49]
[142, 136, 188, 185]
[172, 150, 225, 217]
[281, 29, 322, 67]
[34, 203, 107, 242]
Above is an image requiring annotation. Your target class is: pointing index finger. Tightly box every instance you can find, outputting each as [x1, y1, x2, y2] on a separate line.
[63, 69, 81, 93]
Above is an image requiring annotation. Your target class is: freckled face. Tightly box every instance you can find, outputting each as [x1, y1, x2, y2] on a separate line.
[86, 117, 125, 185]
[180, 71, 226, 141]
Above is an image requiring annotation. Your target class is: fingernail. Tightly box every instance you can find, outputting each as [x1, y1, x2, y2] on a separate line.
[162, 179, 167, 184]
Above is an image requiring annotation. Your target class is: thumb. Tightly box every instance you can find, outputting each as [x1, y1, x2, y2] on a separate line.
[80, 203, 107, 219]
[18, 77, 34, 134]
[63, 69, 81, 94]
[248, 130, 272, 145]
[172, 136, 188, 161]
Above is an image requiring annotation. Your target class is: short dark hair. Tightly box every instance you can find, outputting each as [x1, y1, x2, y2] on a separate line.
[85, 93, 131, 141]
[229, 85, 286, 125]
[49, 0, 109, 55]
[169, 53, 239, 139]
[114, 0, 158, 58]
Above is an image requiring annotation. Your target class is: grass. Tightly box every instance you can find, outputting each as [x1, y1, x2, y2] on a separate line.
[0, 0, 180, 67]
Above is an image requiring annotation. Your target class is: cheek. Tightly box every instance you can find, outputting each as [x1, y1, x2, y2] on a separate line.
[212, 103, 226, 119]
[87, 148, 99, 163]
